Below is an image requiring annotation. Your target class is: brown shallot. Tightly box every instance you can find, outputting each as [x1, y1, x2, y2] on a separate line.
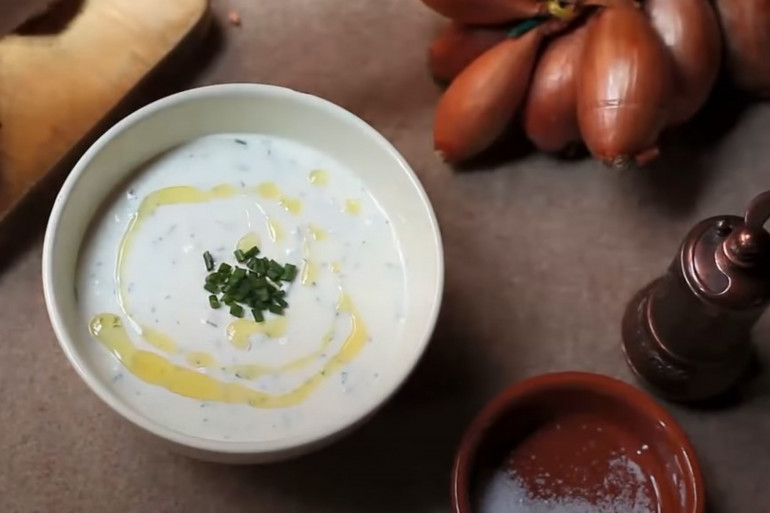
[523, 24, 588, 153]
[434, 23, 550, 162]
[714, 0, 770, 97]
[429, 23, 508, 83]
[646, 0, 721, 125]
[577, 0, 672, 168]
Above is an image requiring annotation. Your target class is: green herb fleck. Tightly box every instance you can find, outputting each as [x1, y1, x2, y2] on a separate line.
[281, 264, 298, 282]
[203, 251, 214, 271]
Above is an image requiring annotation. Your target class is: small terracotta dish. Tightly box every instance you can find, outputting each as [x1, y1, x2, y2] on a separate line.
[452, 372, 704, 513]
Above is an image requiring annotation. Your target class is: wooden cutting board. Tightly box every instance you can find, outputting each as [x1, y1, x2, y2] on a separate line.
[0, 0, 210, 226]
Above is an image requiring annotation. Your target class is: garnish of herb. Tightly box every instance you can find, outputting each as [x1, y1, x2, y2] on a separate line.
[202, 245, 296, 322]
[203, 251, 214, 272]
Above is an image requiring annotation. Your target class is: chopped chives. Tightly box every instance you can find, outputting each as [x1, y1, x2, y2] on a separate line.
[234, 285, 250, 302]
[255, 288, 270, 302]
[281, 264, 298, 282]
[202, 246, 297, 322]
[231, 267, 247, 282]
[203, 251, 215, 272]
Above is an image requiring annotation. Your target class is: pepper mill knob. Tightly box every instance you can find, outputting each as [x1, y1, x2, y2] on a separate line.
[622, 191, 770, 402]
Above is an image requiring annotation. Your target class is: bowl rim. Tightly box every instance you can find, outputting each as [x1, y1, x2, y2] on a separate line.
[450, 371, 705, 513]
[42, 83, 445, 456]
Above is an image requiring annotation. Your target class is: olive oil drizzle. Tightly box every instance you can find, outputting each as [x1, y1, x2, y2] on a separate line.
[97, 180, 369, 408]
[89, 295, 366, 409]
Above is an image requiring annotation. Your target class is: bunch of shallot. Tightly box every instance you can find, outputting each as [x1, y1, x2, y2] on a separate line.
[425, 0, 769, 168]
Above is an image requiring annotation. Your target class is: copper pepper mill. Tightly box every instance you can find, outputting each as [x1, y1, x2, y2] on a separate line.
[622, 191, 770, 402]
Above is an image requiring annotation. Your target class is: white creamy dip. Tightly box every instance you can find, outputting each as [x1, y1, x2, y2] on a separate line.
[76, 133, 408, 442]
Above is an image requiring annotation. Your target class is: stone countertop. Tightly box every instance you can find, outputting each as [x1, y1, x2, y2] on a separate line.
[1, 1, 768, 512]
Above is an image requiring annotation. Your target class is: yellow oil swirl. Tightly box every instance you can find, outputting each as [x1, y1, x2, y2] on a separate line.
[266, 217, 285, 242]
[308, 224, 327, 241]
[227, 317, 288, 350]
[186, 352, 216, 369]
[116, 184, 295, 312]
[100, 181, 367, 409]
[142, 327, 179, 354]
[279, 197, 302, 215]
[330, 261, 342, 274]
[257, 181, 302, 215]
[89, 292, 367, 408]
[308, 169, 329, 187]
[344, 199, 361, 216]
[116, 185, 240, 319]
[223, 327, 335, 380]
[176, 326, 336, 381]
[302, 262, 320, 285]
[300, 233, 319, 286]
[256, 182, 281, 199]
[236, 232, 261, 252]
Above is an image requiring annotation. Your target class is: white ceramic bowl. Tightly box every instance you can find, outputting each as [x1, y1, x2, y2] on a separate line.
[42, 83, 443, 464]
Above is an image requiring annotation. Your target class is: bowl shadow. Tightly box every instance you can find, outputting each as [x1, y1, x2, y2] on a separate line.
[617, 78, 752, 219]
[182, 284, 500, 513]
[451, 124, 536, 174]
[16, 0, 86, 35]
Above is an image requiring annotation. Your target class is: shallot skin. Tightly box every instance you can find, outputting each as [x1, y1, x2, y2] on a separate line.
[524, 24, 588, 153]
[435, 26, 546, 162]
[646, 0, 721, 125]
[420, 0, 545, 25]
[577, 2, 672, 168]
[714, 0, 770, 97]
[429, 23, 508, 83]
